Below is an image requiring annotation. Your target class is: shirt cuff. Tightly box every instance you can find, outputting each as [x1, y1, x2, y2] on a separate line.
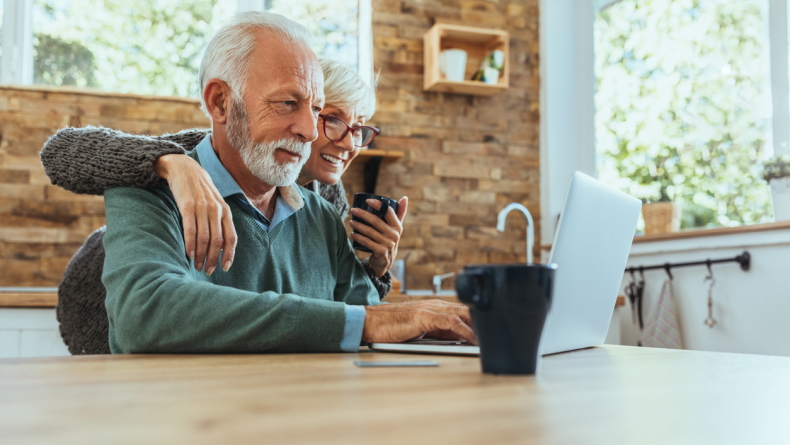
[339, 304, 366, 352]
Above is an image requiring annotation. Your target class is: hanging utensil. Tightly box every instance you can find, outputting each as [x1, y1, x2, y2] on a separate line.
[703, 260, 717, 328]
[636, 267, 646, 330]
[626, 270, 638, 324]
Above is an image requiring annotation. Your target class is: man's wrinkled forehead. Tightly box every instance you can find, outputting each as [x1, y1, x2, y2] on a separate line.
[284, 62, 325, 105]
[248, 30, 324, 104]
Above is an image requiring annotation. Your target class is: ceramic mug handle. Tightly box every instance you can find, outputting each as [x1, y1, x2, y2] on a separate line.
[456, 268, 490, 311]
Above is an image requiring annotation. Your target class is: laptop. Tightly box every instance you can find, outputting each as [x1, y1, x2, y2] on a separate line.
[369, 171, 642, 356]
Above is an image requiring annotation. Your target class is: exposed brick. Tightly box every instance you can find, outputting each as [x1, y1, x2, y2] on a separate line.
[431, 226, 464, 238]
[0, 169, 29, 184]
[0, 86, 208, 286]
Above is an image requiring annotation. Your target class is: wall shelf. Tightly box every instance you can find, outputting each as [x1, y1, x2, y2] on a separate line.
[356, 149, 405, 161]
[423, 23, 509, 96]
[355, 149, 404, 194]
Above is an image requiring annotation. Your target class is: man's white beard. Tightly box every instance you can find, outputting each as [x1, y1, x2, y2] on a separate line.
[226, 99, 311, 187]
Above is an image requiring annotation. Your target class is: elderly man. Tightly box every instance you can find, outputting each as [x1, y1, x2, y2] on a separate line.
[101, 12, 475, 353]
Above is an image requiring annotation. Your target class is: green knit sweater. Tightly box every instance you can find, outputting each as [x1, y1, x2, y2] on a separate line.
[102, 182, 380, 354]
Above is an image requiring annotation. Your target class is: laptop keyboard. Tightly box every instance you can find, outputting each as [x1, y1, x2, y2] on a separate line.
[405, 339, 475, 346]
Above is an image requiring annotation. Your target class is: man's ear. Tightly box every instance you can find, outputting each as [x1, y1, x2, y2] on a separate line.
[203, 78, 233, 124]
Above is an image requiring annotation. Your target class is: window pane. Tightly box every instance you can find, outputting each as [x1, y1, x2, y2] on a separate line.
[268, 0, 358, 72]
[594, 0, 773, 229]
[32, 0, 237, 97]
[0, 3, 4, 66]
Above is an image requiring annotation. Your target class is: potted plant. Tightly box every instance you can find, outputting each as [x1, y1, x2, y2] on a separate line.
[641, 185, 681, 235]
[762, 156, 790, 221]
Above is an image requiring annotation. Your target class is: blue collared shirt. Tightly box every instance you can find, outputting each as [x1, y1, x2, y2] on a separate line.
[195, 136, 365, 351]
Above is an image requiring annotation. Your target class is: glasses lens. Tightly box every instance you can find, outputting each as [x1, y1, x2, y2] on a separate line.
[323, 117, 346, 141]
[355, 127, 376, 147]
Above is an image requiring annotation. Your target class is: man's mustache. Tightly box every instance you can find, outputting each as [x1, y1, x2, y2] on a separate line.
[270, 137, 311, 160]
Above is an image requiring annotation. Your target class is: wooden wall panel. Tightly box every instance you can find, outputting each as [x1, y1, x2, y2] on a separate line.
[0, 86, 210, 287]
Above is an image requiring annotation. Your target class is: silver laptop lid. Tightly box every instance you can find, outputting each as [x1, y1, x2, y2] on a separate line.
[539, 171, 641, 355]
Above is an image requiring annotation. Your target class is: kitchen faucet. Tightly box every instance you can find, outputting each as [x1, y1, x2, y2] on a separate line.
[432, 271, 457, 294]
[496, 203, 535, 265]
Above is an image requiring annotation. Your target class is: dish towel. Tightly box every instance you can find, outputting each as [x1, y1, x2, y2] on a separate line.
[639, 279, 683, 349]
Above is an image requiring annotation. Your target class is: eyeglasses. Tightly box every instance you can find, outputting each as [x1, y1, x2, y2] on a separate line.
[319, 114, 380, 148]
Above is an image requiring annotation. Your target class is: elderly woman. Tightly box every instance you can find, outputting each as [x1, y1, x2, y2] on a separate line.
[41, 59, 406, 354]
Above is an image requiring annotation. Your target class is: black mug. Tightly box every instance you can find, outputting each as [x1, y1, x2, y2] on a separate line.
[456, 263, 557, 375]
[351, 193, 399, 253]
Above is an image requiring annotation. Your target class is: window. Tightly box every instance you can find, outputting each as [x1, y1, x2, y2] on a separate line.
[267, 0, 359, 73]
[594, 0, 774, 229]
[1, 0, 368, 97]
[0, 3, 4, 67]
[31, 0, 237, 97]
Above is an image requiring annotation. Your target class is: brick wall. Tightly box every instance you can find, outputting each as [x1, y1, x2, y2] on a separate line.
[0, 0, 540, 290]
[0, 86, 210, 287]
[344, 0, 541, 290]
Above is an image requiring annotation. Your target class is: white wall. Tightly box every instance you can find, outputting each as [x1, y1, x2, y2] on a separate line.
[615, 229, 790, 356]
[0, 308, 69, 358]
[539, 0, 597, 244]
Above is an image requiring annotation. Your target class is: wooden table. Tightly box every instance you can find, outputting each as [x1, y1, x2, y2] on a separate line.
[1, 345, 788, 444]
[385, 293, 627, 307]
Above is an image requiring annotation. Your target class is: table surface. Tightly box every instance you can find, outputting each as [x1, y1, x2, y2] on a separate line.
[0, 291, 626, 308]
[1, 345, 788, 445]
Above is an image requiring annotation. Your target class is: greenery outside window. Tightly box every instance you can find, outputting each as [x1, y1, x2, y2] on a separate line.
[1, 0, 364, 98]
[32, 0, 236, 97]
[595, 0, 774, 230]
[268, 0, 360, 74]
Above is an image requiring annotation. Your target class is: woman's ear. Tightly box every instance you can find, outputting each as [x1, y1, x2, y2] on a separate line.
[203, 78, 232, 124]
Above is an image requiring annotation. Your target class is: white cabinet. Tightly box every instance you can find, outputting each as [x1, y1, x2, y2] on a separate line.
[0, 308, 70, 358]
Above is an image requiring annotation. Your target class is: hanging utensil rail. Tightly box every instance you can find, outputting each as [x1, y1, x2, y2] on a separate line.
[624, 251, 751, 279]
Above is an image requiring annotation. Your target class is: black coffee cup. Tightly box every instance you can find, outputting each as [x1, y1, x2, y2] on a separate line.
[351, 193, 399, 253]
[456, 263, 557, 375]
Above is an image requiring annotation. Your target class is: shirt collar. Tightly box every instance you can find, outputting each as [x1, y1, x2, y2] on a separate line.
[195, 135, 305, 210]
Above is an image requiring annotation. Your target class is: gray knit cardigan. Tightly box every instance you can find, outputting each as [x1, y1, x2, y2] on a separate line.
[40, 126, 391, 355]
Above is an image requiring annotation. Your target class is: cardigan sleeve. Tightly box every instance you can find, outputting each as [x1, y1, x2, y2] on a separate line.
[39, 126, 207, 195]
[361, 258, 393, 300]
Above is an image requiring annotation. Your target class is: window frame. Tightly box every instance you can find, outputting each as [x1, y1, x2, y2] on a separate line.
[0, 0, 34, 85]
[0, 0, 374, 90]
[540, 0, 790, 241]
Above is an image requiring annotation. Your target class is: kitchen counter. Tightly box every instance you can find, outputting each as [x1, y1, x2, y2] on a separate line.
[0, 288, 58, 308]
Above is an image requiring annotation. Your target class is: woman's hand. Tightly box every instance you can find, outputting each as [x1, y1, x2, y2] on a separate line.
[154, 154, 237, 275]
[349, 197, 408, 278]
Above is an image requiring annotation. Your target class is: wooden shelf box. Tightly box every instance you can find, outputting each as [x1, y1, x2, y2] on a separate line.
[423, 23, 509, 96]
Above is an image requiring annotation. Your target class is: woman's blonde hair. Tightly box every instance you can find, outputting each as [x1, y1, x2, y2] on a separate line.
[320, 59, 377, 120]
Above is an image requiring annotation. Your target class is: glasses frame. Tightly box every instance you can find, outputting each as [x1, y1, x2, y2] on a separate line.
[318, 114, 380, 148]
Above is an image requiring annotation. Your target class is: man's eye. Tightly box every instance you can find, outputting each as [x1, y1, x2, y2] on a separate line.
[283, 100, 296, 107]
[312, 106, 322, 114]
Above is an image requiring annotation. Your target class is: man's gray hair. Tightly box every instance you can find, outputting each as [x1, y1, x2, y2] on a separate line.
[198, 11, 312, 113]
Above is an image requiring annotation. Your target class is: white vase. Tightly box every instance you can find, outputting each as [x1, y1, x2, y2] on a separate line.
[769, 177, 790, 221]
[482, 67, 500, 85]
[439, 49, 467, 82]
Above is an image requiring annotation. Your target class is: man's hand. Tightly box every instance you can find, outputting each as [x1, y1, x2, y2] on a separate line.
[349, 196, 408, 278]
[361, 300, 477, 345]
[154, 154, 237, 275]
